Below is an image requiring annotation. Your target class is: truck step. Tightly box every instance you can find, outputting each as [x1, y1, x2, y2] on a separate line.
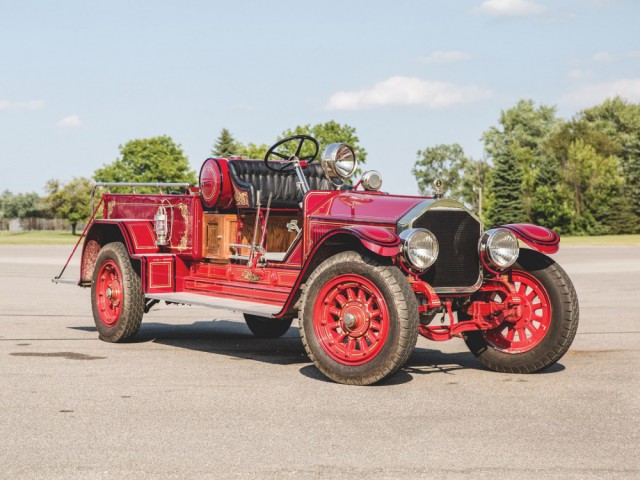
[145, 292, 283, 317]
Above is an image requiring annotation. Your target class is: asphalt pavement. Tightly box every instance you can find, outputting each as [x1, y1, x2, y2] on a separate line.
[0, 245, 638, 479]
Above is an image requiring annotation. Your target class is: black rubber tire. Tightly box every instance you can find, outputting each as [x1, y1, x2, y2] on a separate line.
[91, 242, 144, 343]
[299, 251, 419, 385]
[464, 249, 579, 373]
[244, 314, 293, 338]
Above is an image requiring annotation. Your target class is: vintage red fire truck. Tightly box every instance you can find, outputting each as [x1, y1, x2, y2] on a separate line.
[55, 135, 579, 385]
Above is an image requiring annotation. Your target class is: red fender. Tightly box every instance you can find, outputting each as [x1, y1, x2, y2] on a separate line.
[498, 223, 560, 254]
[85, 219, 158, 256]
[341, 225, 401, 256]
[274, 226, 400, 318]
[80, 220, 149, 283]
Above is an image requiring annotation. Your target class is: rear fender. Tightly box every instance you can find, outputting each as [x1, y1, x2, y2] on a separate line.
[81, 220, 157, 282]
[497, 223, 560, 254]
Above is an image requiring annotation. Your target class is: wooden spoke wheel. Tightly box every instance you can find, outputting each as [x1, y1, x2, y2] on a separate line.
[300, 251, 419, 385]
[91, 242, 144, 343]
[464, 249, 579, 373]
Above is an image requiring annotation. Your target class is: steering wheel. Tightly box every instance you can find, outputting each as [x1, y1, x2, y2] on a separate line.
[264, 135, 320, 172]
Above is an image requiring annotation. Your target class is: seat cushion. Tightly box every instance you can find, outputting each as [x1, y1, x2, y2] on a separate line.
[227, 160, 334, 208]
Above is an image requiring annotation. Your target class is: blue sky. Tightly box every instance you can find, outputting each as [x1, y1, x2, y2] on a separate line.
[1, 0, 639, 195]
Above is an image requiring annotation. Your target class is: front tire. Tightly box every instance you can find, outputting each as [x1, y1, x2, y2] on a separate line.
[91, 242, 144, 343]
[299, 251, 419, 385]
[464, 249, 579, 373]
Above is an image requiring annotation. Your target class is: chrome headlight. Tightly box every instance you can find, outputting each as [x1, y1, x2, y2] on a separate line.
[399, 228, 439, 271]
[360, 170, 383, 191]
[320, 143, 358, 186]
[479, 228, 519, 270]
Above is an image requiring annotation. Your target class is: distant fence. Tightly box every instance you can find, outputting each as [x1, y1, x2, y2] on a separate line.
[0, 218, 86, 232]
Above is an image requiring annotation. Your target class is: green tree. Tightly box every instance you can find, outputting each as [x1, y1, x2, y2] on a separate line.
[564, 139, 623, 234]
[459, 157, 492, 219]
[412, 144, 469, 199]
[483, 99, 560, 223]
[544, 97, 640, 233]
[280, 121, 368, 172]
[237, 142, 269, 160]
[211, 128, 241, 158]
[485, 146, 528, 226]
[0, 190, 47, 218]
[579, 97, 640, 232]
[46, 177, 93, 235]
[530, 156, 574, 233]
[94, 136, 196, 188]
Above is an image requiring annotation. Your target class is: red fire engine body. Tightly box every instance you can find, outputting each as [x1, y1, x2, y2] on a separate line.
[56, 135, 579, 385]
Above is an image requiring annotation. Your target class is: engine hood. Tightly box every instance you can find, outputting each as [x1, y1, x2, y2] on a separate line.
[304, 190, 426, 224]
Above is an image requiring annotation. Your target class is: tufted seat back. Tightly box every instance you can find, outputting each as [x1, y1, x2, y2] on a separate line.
[227, 160, 334, 208]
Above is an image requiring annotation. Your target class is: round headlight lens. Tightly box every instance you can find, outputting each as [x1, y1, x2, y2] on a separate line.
[399, 228, 439, 271]
[480, 229, 519, 270]
[334, 145, 356, 177]
[321, 143, 358, 186]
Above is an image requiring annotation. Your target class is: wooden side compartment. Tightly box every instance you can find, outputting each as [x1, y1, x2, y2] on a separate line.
[202, 214, 238, 262]
[239, 212, 302, 253]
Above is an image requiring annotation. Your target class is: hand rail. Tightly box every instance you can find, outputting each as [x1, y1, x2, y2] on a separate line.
[91, 182, 191, 211]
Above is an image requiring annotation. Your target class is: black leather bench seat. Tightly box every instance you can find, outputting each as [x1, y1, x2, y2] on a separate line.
[227, 160, 334, 208]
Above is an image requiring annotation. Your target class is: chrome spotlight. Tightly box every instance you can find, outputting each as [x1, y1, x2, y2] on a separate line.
[320, 143, 358, 187]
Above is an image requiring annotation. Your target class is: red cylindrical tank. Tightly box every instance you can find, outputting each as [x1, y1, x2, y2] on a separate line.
[199, 158, 233, 210]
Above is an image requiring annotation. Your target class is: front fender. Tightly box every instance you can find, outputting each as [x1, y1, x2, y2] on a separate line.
[340, 225, 401, 256]
[274, 225, 400, 318]
[498, 223, 560, 254]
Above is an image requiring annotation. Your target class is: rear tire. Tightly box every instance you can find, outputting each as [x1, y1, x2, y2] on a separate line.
[244, 314, 293, 338]
[299, 251, 419, 385]
[91, 242, 144, 343]
[464, 249, 579, 373]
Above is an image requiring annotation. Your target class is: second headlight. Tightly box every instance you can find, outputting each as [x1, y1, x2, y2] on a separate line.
[479, 228, 519, 270]
[399, 228, 439, 271]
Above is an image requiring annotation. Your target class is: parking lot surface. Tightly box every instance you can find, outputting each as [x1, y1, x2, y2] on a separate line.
[1, 245, 639, 479]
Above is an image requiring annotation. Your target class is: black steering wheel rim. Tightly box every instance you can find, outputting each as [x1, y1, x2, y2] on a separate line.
[264, 135, 320, 172]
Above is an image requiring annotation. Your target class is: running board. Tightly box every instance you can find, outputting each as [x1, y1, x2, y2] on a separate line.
[145, 292, 282, 317]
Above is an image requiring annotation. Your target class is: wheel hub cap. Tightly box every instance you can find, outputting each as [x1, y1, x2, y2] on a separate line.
[341, 303, 370, 337]
[343, 312, 357, 329]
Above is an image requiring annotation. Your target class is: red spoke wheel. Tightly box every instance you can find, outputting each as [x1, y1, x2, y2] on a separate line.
[91, 242, 144, 342]
[483, 271, 551, 354]
[300, 251, 419, 385]
[313, 275, 389, 366]
[464, 249, 579, 374]
[95, 260, 123, 327]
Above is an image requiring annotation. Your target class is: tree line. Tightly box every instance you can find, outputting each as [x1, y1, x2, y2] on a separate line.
[0, 122, 365, 234]
[413, 96, 640, 234]
[2, 97, 638, 235]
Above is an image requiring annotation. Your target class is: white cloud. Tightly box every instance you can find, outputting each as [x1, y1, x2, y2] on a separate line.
[474, 0, 547, 17]
[0, 99, 45, 111]
[592, 50, 640, 62]
[57, 114, 83, 129]
[562, 78, 640, 106]
[326, 76, 491, 111]
[415, 50, 472, 65]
